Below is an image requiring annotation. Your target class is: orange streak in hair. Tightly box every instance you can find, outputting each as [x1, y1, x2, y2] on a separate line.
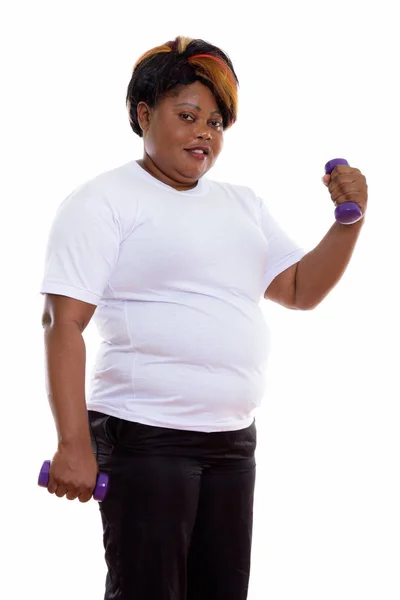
[134, 44, 172, 69]
[188, 54, 237, 87]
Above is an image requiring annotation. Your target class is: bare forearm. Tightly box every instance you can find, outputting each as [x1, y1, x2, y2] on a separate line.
[295, 219, 365, 310]
[43, 323, 91, 447]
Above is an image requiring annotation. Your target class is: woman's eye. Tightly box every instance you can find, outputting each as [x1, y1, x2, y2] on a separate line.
[180, 114, 222, 129]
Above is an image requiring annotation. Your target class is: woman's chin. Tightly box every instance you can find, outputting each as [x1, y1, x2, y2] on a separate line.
[176, 158, 209, 180]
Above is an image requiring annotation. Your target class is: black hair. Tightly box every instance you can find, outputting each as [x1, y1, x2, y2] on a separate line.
[126, 36, 239, 137]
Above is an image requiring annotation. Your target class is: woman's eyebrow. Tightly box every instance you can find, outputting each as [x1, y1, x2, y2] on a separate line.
[174, 102, 222, 115]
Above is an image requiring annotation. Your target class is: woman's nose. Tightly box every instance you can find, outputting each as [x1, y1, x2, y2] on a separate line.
[193, 122, 212, 140]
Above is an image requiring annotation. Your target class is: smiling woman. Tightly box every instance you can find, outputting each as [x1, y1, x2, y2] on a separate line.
[125, 36, 239, 190]
[40, 34, 307, 600]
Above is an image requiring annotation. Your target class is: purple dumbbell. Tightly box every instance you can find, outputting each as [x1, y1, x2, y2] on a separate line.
[325, 158, 363, 225]
[38, 460, 109, 502]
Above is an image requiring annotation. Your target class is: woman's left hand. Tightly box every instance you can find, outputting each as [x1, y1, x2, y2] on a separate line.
[322, 165, 368, 217]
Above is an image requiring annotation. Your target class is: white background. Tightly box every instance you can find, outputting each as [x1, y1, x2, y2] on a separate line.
[2, 1, 399, 598]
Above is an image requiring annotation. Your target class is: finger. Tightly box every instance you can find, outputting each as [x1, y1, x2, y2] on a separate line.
[330, 166, 361, 176]
[329, 179, 360, 194]
[47, 464, 61, 495]
[329, 180, 365, 203]
[66, 490, 80, 501]
[78, 489, 94, 503]
[331, 189, 364, 206]
[329, 175, 365, 193]
[47, 477, 58, 495]
[55, 485, 68, 498]
[330, 185, 361, 204]
[328, 173, 362, 193]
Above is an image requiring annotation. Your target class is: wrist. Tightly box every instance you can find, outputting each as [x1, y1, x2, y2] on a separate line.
[58, 431, 92, 451]
[335, 214, 366, 231]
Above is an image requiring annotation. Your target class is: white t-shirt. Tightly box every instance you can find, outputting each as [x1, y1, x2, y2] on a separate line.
[40, 160, 306, 432]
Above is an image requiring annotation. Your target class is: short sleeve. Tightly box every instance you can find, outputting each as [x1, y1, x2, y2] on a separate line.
[40, 184, 121, 306]
[259, 197, 306, 293]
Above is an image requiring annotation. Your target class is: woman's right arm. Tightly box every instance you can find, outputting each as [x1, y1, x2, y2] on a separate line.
[42, 293, 98, 502]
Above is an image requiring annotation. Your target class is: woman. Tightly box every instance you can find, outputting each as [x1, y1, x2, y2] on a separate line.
[40, 36, 367, 600]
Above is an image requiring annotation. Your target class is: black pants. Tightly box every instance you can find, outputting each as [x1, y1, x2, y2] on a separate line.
[88, 410, 257, 600]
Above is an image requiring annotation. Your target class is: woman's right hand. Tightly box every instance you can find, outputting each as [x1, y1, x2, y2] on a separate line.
[47, 441, 99, 502]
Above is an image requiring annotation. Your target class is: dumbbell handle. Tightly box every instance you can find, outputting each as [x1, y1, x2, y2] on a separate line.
[38, 460, 109, 502]
[325, 158, 363, 225]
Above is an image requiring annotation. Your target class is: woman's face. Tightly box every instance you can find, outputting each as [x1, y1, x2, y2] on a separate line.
[137, 81, 225, 191]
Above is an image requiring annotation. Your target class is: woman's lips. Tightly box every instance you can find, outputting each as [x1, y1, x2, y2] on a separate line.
[185, 150, 207, 161]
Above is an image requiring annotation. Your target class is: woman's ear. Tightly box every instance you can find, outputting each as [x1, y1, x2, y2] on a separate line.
[137, 102, 152, 134]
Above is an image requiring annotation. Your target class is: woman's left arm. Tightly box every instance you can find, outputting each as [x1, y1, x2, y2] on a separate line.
[265, 165, 368, 310]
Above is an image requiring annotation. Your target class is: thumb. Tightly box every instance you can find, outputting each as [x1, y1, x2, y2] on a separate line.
[322, 174, 330, 186]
